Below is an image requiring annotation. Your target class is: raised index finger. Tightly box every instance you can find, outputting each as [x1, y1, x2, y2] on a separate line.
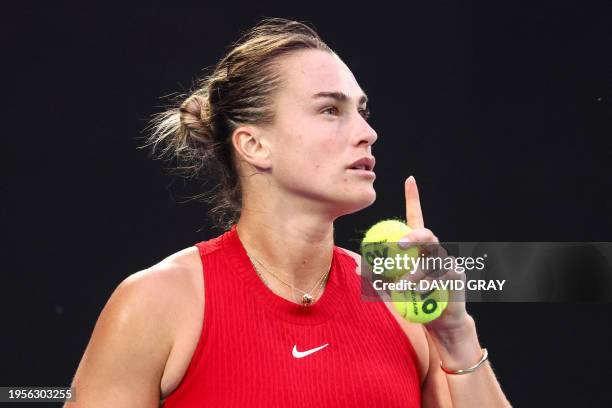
[405, 176, 425, 229]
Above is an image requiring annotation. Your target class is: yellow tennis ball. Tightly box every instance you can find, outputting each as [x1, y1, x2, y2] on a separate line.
[360, 219, 419, 280]
[391, 288, 448, 324]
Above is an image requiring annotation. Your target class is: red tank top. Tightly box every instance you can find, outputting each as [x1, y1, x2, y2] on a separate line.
[161, 224, 421, 407]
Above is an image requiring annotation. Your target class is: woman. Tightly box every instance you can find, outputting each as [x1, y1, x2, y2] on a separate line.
[66, 18, 511, 407]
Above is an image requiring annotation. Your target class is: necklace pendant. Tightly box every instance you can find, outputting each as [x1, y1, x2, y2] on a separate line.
[302, 293, 313, 306]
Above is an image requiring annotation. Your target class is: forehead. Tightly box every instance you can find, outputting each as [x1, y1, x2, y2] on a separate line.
[276, 49, 365, 103]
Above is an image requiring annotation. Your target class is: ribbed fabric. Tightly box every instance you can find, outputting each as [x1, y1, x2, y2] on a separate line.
[161, 224, 421, 407]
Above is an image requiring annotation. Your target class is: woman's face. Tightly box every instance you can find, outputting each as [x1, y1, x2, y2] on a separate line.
[265, 49, 378, 217]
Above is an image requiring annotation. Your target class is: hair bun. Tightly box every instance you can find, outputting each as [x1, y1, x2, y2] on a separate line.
[179, 94, 212, 141]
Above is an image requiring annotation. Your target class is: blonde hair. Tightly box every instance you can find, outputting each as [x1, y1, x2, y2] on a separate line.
[143, 18, 332, 231]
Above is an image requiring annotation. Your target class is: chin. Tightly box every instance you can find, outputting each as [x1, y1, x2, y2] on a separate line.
[336, 188, 377, 215]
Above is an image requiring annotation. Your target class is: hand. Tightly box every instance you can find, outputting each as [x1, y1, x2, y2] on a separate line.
[401, 176, 471, 333]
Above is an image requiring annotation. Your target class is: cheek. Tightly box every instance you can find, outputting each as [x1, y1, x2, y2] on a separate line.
[274, 122, 345, 178]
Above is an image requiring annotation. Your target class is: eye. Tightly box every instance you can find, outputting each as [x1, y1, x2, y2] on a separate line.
[322, 106, 340, 116]
[359, 107, 371, 120]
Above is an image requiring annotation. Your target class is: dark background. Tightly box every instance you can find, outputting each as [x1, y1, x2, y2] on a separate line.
[2, 1, 611, 406]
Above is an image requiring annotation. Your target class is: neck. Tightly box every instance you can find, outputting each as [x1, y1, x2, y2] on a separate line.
[236, 208, 335, 292]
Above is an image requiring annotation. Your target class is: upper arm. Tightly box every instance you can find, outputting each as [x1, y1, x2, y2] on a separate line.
[65, 266, 186, 408]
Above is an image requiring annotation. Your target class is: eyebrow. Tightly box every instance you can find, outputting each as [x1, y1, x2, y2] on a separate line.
[312, 91, 368, 105]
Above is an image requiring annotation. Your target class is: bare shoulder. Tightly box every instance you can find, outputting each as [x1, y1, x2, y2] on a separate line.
[67, 246, 203, 407]
[122, 247, 201, 295]
[337, 246, 431, 385]
[115, 245, 203, 341]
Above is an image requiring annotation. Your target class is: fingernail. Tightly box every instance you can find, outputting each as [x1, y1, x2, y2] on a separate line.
[407, 175, 414, 183]
[398, 237, 411, 249]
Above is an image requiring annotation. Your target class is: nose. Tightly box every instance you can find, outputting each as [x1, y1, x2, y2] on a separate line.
[355, 115, 378, 147]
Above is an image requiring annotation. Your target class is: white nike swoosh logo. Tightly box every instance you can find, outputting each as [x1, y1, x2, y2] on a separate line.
[292, 343, 329, 358]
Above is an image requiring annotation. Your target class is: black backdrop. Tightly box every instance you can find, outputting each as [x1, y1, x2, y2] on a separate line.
[2, 1, 611, 407]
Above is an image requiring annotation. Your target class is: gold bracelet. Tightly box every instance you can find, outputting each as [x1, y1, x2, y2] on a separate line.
[440, 348, 489, 375]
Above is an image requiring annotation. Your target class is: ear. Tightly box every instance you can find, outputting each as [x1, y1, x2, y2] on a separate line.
[231, 125, 272, 170]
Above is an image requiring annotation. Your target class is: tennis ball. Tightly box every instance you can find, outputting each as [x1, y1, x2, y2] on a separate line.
[391, 287, 448, 324]
[360, 219, 419, 280]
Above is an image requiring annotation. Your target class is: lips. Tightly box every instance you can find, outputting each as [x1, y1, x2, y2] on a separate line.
[348, 156, 376, 172]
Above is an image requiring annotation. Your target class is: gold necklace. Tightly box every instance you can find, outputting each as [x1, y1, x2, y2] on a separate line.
[249, 254, 330, 306]
[247, 252, 331, 306]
